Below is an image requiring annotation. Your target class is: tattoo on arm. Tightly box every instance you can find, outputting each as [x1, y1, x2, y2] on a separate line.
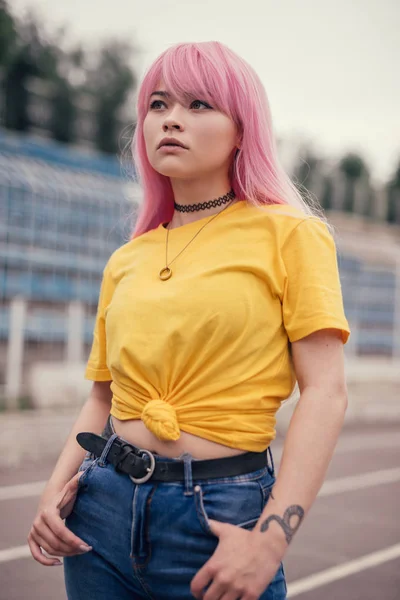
[260, 505, 305, 544]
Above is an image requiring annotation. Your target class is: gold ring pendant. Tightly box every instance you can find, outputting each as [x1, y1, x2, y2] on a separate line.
[159, 267, 172, 281]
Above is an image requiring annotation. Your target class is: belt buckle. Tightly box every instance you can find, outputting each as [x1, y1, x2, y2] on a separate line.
[129, 449, 156, 484]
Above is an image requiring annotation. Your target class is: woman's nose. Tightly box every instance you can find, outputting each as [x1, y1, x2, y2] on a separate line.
[162, 120, 183, 132]
[162, 105, 185, 132]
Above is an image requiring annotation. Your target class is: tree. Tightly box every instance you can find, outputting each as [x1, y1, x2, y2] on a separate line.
[3, 49, 38, 131]
[50, 78, 77, 143]
[320, 176, 333, 211]
[86, 41, 136, 154]
[338, 153, 368, 214]
[3, 10, 54, 131]
[1, 3, 138, 152]
[387, 160, 400, 224]
[45, 39, 85, 143]
[0, 0, 17, 68]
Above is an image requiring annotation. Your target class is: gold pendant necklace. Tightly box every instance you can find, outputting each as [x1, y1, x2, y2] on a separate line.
[159, 266, 172, 281]
[159, 198, 235, 281]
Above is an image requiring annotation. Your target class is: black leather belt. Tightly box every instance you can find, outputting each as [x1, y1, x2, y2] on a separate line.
[77, 432, 268, 484]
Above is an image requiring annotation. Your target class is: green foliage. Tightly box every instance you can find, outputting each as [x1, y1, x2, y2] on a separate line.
[321, 176, 333, 211]
[386, 160, 400, 223]
[1, 2, 137, 153]
[0, 0, 17, 67]
[4, 50, 38, 130]
[339, 153, 368, 213]
[86, 41, 136, 153]
[50, 80, 77, 143]
[339, 153, 367, 180]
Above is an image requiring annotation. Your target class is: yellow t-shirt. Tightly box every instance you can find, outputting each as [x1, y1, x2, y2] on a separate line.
[85, 201, 350, 452]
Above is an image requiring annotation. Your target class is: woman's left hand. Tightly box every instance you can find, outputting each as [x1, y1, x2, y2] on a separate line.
[190, 519, 283, 600]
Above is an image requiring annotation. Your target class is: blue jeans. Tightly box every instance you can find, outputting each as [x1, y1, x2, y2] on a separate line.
[64, 420, 287, 599]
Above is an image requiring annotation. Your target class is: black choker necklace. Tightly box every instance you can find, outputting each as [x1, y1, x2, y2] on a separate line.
[174, 189, 236, 213]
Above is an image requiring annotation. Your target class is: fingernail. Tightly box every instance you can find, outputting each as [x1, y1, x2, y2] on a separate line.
[51, 562, 62, 566]
[79, 545, 92, 552]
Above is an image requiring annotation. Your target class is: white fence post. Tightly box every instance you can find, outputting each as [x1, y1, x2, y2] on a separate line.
[66, 300, 85, 364]
[5, 297, 26, 409]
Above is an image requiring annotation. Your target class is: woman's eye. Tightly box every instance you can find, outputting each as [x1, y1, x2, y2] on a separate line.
[191, 100, 212, 110]
[149, 100, 166, 110]
[149, 99, 212, 110]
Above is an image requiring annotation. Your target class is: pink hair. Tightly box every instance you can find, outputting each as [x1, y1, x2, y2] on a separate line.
[131, 41, 321, 238]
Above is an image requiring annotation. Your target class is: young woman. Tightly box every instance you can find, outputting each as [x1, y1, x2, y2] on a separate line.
[28, 41, 350, 600]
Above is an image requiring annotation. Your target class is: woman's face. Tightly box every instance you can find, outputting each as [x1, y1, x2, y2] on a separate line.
[143, 81, 240, 179]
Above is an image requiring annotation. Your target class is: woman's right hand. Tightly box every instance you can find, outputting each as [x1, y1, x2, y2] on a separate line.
[27, 472, 93, 566]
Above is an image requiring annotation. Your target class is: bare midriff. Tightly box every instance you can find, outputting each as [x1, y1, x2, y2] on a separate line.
[111, 416, 247, 460]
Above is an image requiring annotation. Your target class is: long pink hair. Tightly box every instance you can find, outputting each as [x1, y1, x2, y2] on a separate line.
[131, 41, 322, 238]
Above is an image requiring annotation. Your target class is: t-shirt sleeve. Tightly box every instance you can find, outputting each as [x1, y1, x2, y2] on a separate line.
[281, 217, 351, 344]
[85, 261, 116, 381]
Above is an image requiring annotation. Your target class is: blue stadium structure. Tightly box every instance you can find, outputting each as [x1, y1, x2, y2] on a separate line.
[0, 130, 140, 388]
[0, 130, 398, 397]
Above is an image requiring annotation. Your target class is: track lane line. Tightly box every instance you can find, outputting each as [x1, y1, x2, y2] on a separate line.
[319, 467, 400, 496]
[0, 545, 32, 564]
[287, 543, 400, 597]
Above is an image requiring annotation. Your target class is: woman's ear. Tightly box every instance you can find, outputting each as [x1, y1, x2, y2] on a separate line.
[235, 129, 242, 150]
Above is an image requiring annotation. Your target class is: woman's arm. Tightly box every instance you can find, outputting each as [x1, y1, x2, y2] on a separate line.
[38, 380, 113, 505]
[191, 328, 348, 599]
[253, 327, 348, 553]
[28, 381, 112, 566]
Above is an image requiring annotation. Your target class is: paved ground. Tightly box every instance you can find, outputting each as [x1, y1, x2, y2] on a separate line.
[0, 423, 399, 599]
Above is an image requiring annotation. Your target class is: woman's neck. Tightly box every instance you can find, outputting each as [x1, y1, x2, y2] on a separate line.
[168, 178, 235, 229]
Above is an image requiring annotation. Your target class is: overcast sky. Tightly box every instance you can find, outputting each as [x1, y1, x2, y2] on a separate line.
[11, 0, 400, 183]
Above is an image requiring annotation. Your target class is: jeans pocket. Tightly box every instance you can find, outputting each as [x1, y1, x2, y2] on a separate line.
[266, 563, 287, 600]
[77, 456, 99, 490]
[194, 477, 266, 537]
[260, 475, 276, 506]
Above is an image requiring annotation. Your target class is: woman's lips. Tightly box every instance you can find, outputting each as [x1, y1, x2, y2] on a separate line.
[157, 145, 188, 153]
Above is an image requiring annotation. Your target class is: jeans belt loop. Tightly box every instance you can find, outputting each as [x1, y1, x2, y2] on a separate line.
[98, 433, 119, 467]
[182, 452, 194, 496]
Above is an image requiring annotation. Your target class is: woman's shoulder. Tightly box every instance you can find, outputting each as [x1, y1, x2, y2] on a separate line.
[242, 200, 303, 218]
[105, 226, 162, 271]
[240, 201, 318, 233]
[100, 240, 139, 278]
[236, 201, 334, 253]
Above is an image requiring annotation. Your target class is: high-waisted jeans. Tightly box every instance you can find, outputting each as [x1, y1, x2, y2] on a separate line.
[64, 416, 287, 599]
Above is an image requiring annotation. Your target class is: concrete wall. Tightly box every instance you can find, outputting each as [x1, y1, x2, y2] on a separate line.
[276, 357, 400, 433]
